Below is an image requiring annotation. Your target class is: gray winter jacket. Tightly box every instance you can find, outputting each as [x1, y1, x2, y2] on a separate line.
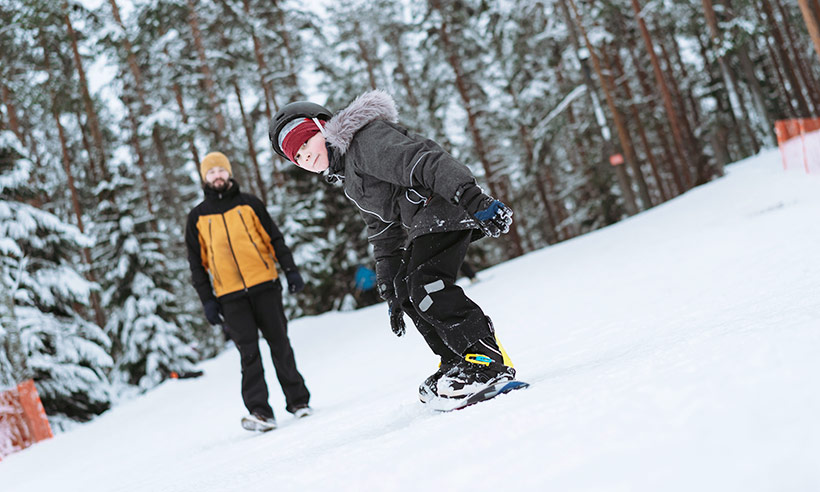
[323, 90, 481, 286]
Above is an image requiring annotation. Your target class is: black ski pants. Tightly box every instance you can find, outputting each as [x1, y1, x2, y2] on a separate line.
[221, 282, 309, 418]
[394, 230, 494, 362]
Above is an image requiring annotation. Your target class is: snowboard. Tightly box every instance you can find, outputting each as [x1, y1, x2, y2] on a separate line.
[426, 380, 530, 412]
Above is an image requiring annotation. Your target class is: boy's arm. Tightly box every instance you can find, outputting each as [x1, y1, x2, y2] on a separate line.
[362, 214, 406, 300]
[353, 122, 513, 237]
[351, 121, 477, 205]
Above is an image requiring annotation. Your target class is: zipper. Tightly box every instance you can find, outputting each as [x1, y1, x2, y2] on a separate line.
[221, 212, 249, 292]
[207, 219, 223, 287]
[237, 209, 270, 270]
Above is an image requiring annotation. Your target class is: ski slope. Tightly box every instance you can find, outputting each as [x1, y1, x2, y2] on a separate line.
[3, 149, 819, 491]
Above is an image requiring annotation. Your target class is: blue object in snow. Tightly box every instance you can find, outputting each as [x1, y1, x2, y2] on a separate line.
[354, 265, 377, 292]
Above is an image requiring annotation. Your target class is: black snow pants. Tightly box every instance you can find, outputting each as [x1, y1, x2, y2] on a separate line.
[394, 230, 494, 362]
[221, 281, 309, 417]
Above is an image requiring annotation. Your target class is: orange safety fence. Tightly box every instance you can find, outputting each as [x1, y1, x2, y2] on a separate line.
[0, 380, 53, 460]
[775, 118, 820, 174]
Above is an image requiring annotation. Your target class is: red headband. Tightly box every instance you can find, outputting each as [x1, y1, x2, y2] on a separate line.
[281, 118, 325, 164]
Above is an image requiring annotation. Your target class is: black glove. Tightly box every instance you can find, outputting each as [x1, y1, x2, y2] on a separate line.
[285, 270, 305, 293]
[203, 299, 223, 325]
[387, 296, 406, 337]
[459, 185, 513, 238]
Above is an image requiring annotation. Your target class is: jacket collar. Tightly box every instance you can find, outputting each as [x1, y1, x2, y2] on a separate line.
[323, 90, 398, 156]
[203, 178, 240, 201]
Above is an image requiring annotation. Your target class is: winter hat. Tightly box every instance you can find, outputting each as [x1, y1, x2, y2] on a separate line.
[279, 118, 326, 164]
[200, 152, 232, 181]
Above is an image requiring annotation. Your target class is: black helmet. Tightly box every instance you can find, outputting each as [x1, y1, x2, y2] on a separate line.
[269, 101, 333, 159]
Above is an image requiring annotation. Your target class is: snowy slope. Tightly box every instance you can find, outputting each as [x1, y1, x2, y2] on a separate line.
[2, 149, 819, 491]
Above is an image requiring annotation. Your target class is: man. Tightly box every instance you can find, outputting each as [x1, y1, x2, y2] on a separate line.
[185, 151, 311, 432]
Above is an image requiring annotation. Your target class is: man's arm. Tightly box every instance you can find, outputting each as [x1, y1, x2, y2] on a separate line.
[245, 194, 298, 273]
[185, 209, 216, 304]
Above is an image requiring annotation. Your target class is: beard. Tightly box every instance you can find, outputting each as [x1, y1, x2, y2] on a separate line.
[206, 178, 231, 192]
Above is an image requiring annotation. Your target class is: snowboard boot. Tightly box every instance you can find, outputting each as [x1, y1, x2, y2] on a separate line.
[419, 360, 457, 403]
[241, 412, 277, 432]
[436, 337, 515, 400]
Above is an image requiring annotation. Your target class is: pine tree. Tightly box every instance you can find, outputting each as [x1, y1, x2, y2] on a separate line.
[90, 166, 210, 391]
[0, 132, 113, 429]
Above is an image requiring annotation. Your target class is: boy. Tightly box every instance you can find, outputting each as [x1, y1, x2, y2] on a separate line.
[269, 90, 516, 403]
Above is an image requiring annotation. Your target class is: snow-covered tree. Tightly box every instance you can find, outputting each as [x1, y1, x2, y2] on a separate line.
[0, 132, 113, 429]
[90, 166, 209, 391]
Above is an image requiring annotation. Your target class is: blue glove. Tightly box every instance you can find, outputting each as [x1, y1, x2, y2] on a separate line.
[285, 270, 305, 293]
[459, 186, 514, 238]
[203, 299, 223, 325]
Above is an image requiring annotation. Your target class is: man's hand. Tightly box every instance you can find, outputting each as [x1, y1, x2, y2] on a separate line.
[285, 270, 305, 293]
[203, 299, 223, 325]
[387, 297, 406, 337]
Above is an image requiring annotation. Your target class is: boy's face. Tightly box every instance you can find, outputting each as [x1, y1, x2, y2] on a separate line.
[294, 132, 329, 173]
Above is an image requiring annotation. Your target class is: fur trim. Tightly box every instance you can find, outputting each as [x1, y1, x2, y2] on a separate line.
[324, 90, 399, 155]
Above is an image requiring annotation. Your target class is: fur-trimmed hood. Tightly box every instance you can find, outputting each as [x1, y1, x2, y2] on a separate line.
[324, 90, 399, 155]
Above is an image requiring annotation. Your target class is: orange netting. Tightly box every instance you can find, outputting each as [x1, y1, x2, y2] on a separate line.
[775, 118, 820, 173]
[0, 380, 53, 460]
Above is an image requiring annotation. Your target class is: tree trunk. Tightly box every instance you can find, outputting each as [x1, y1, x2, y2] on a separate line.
[701, 0, 763, 158]
[63, 3, 107, 180]
[233, 81, 268, 204]
[125, 106, 157, 229]
[558, 0, 635, 218]
[172, 81, 201, 169]
[40, 31, 108, 328]
[187, 0, 226, 138]
[567, 0, 648, 211]
[736, 48, 777, 145]
[760, 32, 797, 118]
[109, 0, 173, 179]
[388, 31, 420, 110]
[760, 0, 812, 116]
[429, 0, 525, 257]
[659, 38, 726, 180]
[1, 85, 25, 146]
[107, 0, 145, 104]
[74, 110, 99, 183]
[631, 0, 693, 190]
[354, 22, 379, 90]
[774, 0, 820, 111]
[600, 42, 654, 208]
[799, 0, 820, 66]
[242, 0, 278, 118]
[611, 48, 669, 202]
[625, 33, 685, 196]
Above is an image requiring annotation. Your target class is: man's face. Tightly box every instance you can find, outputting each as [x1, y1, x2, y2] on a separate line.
[294, 133, 329, 173]
[205, 166, 231, 191]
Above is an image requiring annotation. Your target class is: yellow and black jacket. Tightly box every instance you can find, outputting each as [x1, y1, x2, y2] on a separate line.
[185, 180, 297, 303]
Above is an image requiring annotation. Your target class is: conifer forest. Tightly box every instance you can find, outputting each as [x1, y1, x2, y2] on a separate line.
[1, 0, 819, 428]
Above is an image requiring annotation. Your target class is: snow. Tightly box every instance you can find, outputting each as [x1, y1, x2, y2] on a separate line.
[778, 128, 820, 174]
[2, 148, 820, 490]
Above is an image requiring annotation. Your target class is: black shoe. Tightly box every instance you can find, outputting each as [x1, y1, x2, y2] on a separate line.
[419, 360, 457, 403]
[241, 412, 277, 432]
[436, 354, 515, 399]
